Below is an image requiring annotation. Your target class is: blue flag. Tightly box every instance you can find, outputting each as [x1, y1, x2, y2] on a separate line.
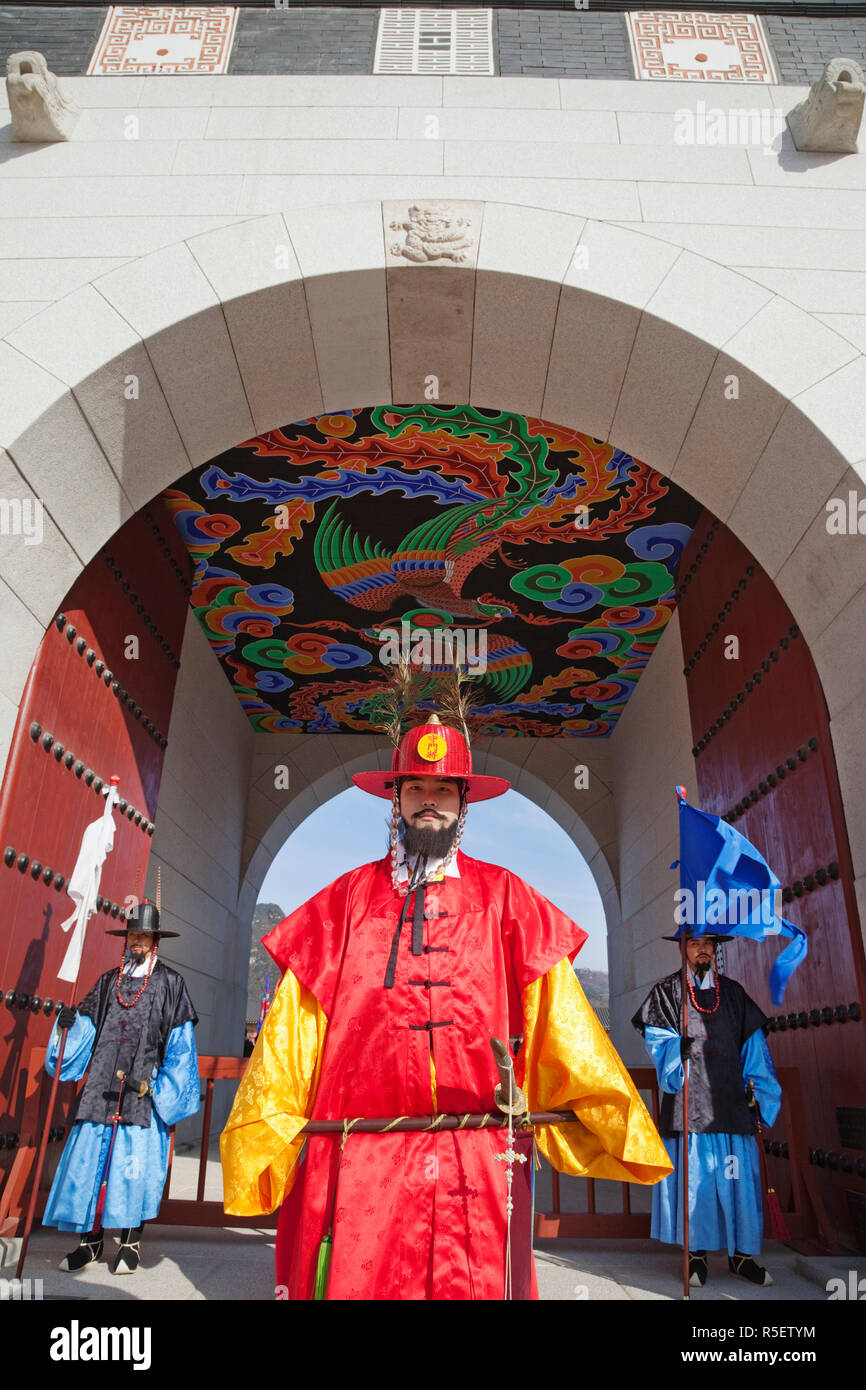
[673, 787, 807, 1006]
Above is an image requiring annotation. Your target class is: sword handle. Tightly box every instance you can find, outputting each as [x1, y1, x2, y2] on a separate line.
[490, 1036, 528, 1116]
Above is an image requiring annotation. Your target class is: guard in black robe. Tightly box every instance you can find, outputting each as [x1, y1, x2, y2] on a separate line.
[72, 959, 197, 1128]
[44, 902, 200, 1274]
[632, 933, 781, 1288]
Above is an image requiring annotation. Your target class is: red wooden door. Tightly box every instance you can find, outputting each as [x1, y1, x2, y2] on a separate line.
[0, 502, 191, 1224]
[678, 513, 866, 1253]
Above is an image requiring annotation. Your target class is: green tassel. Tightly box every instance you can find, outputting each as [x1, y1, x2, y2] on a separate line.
[314, 1233, 333, 1301]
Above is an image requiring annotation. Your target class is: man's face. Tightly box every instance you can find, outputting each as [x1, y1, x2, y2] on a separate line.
[127, 930, 155, 962]
[399, 777, 462, 862]
[399, 776, 461, 828]
[685, 936, 715, 975]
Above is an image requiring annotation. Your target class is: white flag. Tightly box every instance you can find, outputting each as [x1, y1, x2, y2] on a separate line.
[57, 784, 120, 984]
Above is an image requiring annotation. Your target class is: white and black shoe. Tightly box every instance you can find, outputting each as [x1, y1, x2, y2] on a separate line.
[689, 1250, 708, 1287]
[59, 1230, 103, 1272]
[112, 1226, 142, 1275]
[729, 1252, 774, 1286]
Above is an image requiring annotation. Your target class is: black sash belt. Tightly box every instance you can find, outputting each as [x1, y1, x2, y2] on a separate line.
[384, 882, 426, 990]
[411, 882, 425, 957]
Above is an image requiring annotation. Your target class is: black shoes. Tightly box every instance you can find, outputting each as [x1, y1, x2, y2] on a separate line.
[59, 1229, 103, 1272]
[58, 1224, 144, 1274]
[687, 1250, 773, 1287]
[112, 1226, 143, 1275]
[729, 1252, 774, 1286]
[688, 1250, 708, 1287]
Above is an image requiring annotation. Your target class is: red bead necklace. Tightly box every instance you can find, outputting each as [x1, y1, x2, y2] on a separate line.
[687, 971, 720, 1015]
[116, 941, 158, 1010]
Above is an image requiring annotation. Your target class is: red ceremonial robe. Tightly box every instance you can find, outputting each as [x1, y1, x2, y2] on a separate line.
[262, 851, 586, 1301]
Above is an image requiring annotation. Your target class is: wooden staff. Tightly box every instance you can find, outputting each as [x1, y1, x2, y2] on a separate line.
[15, 1009, 70, 1279]
[92, 1069, 128, 1230]
[681, 933, 690, 1301]
[297, 1110, 578, 1134]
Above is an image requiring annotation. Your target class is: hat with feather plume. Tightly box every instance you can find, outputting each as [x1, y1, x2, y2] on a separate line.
[352, 659, 510, 802]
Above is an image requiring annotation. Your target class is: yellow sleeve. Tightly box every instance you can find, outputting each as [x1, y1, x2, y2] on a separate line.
[220, 967, 328, 1215]
[522, 958, 673, 1185]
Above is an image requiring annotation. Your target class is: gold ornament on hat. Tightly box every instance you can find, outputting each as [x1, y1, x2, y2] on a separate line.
[417, 730, 447, 761]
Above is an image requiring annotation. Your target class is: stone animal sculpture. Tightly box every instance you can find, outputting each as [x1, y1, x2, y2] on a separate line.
[787, 56, 865, 154]
[6, 50, 80, 143]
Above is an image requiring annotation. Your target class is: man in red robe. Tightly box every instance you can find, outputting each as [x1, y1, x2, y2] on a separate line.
[221, 714, 672, 1300]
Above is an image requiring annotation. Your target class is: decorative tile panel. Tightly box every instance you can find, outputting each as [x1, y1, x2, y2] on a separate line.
[626, 12, 778, 83]
[88, 6, 238, 76]
[375, 9, 494, 76]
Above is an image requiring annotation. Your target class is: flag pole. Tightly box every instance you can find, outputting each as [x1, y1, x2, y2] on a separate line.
[15, 774, 121, 1280]
[681, 931, 690, 1301]
[673, 784, 691, 1301]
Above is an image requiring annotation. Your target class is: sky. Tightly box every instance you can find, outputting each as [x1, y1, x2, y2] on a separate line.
[257, 784, 609, 972]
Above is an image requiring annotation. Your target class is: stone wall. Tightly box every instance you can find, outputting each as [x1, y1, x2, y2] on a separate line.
[765, 15, 866, 84]
[0, 7, 107, 76]
[231, 7, 379, 75]
[610, 612, 696, 1064]
[497, 11, 634, 78]
[150, 610, 254, 1071]
[1, 74, 865, 338]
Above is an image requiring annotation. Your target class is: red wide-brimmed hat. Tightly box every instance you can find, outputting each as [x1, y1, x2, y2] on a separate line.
[353, 714, 509, 803]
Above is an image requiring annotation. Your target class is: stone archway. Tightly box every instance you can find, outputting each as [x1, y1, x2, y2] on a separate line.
[2, 199, 864, 922]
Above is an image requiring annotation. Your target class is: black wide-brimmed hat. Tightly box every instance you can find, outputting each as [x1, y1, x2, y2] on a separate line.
[106, 899, 179, 938]
[663, 929, 734, 944]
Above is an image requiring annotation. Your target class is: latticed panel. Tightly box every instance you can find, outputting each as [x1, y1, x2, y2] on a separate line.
[374, 9, 494, 75]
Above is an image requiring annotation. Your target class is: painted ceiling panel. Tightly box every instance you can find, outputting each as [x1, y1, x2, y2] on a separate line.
[165, 405, 702, 737]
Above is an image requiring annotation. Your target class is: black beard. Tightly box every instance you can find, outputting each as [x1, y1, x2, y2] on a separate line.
[693, 958, 712, 979]
[403, 818, 457, 862]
